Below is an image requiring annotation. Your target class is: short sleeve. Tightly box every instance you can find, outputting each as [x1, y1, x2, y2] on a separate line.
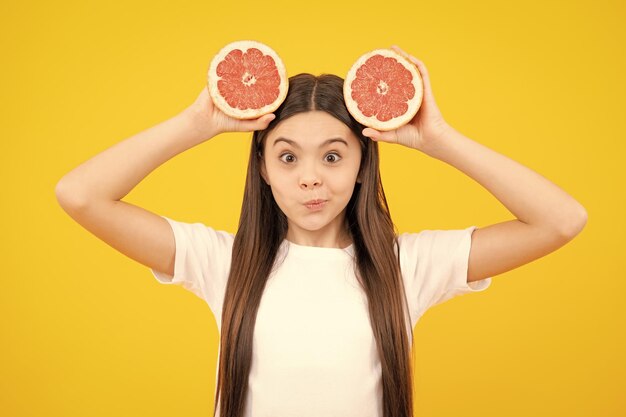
[150, 215, 235, 317]
[398, 225, 491, 326]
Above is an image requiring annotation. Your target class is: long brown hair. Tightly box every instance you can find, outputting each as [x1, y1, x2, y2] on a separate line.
[214, 73, 415, 417]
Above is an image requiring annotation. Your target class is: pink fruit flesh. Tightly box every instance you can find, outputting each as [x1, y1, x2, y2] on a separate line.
[216, 48, 282, 110]
[349, 55, 416, 122]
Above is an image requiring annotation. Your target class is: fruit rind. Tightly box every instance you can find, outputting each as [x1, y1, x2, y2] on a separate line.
[344, 48, 424, 131]
[208, 40, 289, 120]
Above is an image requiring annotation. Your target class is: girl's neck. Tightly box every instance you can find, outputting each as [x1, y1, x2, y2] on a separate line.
[285, 227, 352, 249]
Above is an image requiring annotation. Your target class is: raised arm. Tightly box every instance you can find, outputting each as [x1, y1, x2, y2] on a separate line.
[361, 46, 588, 284]
[55, 86, 274, 276]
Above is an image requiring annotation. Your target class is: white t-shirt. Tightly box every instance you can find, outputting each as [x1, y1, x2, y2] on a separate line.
[150, 215, 492, 417]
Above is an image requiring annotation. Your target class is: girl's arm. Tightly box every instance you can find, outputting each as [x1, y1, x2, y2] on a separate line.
[362, 46, 587, 284]
[54, 109, 218, 277]
[427, 126, 588, 283]
[55, 86, 274, 277]
[367, 113, 588, 284]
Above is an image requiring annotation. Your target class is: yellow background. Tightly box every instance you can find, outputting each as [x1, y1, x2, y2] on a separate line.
[2, 0, 623, 416]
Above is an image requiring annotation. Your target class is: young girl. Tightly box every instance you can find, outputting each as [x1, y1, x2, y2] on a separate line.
[55, 45, 587, 417]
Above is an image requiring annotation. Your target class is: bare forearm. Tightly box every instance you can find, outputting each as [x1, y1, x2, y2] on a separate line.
[56, 109, 215, 204]
[425, 126, 588, 234]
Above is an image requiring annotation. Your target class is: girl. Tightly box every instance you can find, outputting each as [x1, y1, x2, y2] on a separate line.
[55, 45, 587, 417]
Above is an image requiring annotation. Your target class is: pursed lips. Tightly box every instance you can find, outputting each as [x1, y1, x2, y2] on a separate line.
[303, 199, 327, 205]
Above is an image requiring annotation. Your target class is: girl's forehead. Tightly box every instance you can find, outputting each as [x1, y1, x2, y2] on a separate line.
[267, 111, 357, 147]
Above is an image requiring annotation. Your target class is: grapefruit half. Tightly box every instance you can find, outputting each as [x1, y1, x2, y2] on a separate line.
[208, 40, 288, 120]
[344, 48, 423, 131]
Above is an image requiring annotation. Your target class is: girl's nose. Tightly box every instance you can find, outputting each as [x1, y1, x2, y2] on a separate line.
[299, 161, 322, 189]
[300, 175, 321, 189]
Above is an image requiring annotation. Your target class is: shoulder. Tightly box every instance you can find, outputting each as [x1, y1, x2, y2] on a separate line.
[396, 226, 476, 248]
[162, 216, 236, 260]
[395, 226, 477, 268]
[164, 216, 234, 239]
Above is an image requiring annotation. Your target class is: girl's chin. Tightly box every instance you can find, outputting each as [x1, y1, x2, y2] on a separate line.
[289, 216, 332, 231]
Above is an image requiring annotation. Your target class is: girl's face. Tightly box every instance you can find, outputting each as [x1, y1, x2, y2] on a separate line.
[260, 111, 363, 244]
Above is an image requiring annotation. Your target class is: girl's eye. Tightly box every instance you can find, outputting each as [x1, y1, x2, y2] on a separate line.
[325, 152, 342, 163]
[279, 153, 296, 163]
[279, 152, 342, 164]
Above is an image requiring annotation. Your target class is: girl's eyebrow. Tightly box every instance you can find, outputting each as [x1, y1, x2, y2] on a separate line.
[272, 137, 348, 149]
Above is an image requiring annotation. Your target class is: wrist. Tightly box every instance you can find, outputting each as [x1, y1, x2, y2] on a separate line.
[421, 123, 456, 158]
[179, 107, 220, 143]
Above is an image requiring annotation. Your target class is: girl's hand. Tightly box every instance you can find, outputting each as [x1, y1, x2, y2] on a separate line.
[361, 45, 452, 154]
[183, 86, 276, 140]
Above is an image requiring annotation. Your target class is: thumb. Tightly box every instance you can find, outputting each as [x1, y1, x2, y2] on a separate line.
[237, 113, 276, 132]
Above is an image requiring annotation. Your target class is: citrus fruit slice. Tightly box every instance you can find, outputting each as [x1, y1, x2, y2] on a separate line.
[208, 40, 288, 120]
[344, 48, 423, 131]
